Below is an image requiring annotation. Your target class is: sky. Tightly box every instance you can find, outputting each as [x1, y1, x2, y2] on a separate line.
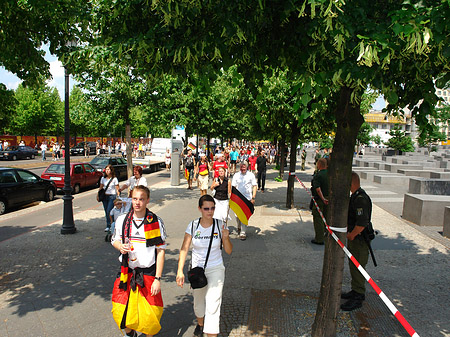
[0, 45, 76, 99]
[0, 45, 387, 110]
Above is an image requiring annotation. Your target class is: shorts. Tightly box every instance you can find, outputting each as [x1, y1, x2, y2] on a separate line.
[187, 167, 195, 179]
[230, 160, 236, 165]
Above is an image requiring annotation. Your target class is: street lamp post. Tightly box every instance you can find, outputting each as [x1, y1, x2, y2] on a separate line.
[61, 42, 76, 234]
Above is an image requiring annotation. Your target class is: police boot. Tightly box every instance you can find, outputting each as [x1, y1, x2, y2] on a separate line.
[340, 298, 363, 311]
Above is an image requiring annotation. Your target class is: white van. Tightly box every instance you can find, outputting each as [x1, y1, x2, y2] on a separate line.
[151, 138, 184, 157]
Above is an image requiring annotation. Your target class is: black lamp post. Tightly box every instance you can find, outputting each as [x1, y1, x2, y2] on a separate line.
[61, 41, 76, 234]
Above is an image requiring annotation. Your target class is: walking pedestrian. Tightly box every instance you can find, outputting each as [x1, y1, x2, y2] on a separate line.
[195, 154, 211, 196]
[119, 165, 147, 197]
[255, 150, 267, 192]
[165, 149, 171, 171]
[184, 149, 196, 190]
[212, 154, 228, 178]
[311, 158, 328, 245]
[97, 164, 120, 232]
[40, 142, 47, 161]
[341, 172, 372, 311]
[231, 161, 257, 240]
[229, 147, 239, 174]
[111, 186, 166, 337]
[210, 167, 231, 222]
[176, 195, 233, 337]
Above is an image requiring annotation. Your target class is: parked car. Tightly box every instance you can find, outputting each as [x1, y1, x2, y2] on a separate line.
[0, 167, 57, 215]
[0, 146, 39, 160]
[40, 162, 103, 194]
[89, 155, 129, 180]
[70, 142, 97, 156]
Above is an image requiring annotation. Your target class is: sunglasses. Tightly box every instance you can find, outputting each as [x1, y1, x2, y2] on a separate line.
[202, 207, 216, 211]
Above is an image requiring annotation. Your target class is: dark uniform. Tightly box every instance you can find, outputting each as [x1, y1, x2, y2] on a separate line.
[301, 150, 307, 171]
[347, 187, 372, 296]
[311, 168, 328, 244]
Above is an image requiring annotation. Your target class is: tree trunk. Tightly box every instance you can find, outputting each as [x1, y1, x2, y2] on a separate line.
[125, 123, 133, 179]
[279, 135, 286, 180]
[312, 87, 364, 337]
[286, 122, 300, 209]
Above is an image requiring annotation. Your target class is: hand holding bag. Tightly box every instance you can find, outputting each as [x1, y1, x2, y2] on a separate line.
[98, 178, 113, 202]
[187, 219, 216, 289]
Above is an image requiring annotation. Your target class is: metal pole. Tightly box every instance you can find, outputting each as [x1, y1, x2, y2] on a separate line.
[61, 66, 76, 234]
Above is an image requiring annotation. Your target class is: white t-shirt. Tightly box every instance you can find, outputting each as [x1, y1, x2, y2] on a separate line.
[112, 212, 167, 269]
[101, 177, 119, 195]
[110, 206, 125, 222]
[186, 219, 224, 269]
[124, 176, 148, 190]
[232, 171, 257, 200]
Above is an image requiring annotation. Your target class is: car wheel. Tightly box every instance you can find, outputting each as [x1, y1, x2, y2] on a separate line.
[45, 188, 55, 202]
[73, 184, 81, 194]
[31, 154, 35, 159]
[12, 155, 17, 161]
[0, 199, 6, 215]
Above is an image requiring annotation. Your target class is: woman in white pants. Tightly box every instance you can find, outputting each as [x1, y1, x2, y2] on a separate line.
[176, 195, 233, 337]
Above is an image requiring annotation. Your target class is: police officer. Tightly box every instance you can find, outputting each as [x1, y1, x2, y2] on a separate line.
[301, 149, 307, 171]
[341, 171, 372, 311]
[311, 158, 328, 245]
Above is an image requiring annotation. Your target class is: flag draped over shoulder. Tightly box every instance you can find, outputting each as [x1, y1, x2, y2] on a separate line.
[185, 168, 189, 180]
[230, 186, 254, 225]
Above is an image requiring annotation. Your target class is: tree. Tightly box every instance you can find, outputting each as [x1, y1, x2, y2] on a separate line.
[416, 105, 448, 152]
[69, 1, 450, 335]
[384, 126, 415, 153]
[69, 86, 93, 139]
[0, 84, 17, 134]
[11, 83, 63, 144]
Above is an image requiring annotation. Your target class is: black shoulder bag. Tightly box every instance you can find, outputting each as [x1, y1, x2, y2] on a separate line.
[98, 178, 113, 202]
[187, 219, 216, 289]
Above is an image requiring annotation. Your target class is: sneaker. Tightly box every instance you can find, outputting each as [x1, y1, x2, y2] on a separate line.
[104, 227, 110, 232]
[125, 330, 137, 337]
[341, 290, 365, 300]
[193, 324, 203, 336]
[311, 239, 324, 245]
[240, 233, 247, 241]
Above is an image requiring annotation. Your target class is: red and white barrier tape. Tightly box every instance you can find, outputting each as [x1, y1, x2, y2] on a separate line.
[290, 172, 419, 337]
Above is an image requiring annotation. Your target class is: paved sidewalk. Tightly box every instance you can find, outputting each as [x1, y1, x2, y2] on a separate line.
[0, 162, 449, 336]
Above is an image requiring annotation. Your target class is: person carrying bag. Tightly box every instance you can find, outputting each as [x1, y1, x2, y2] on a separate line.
[176, 195, 233, 337]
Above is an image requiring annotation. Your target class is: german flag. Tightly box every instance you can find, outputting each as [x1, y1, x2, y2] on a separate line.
[188, 142, 196, 150]
[184, 168, 189, 180]
[230, 186, 254, 225]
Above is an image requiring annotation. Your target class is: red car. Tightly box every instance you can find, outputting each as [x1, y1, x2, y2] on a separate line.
[41, 162, 103, 194]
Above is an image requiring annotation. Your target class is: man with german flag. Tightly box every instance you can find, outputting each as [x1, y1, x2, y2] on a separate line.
[230, 161, 257, 240]
[111, 185, 166, 337]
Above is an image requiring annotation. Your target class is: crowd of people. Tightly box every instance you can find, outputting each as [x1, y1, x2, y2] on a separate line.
[95, 142, 374, 337]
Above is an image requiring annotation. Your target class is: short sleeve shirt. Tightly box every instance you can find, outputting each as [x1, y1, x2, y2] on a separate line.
[126, 176, 148, 190]
[112, 212, 167, 269]
[213, 161, 228, 178]
[101, 177, 119, 195]
[186, 219, 224, 269]
[348, 188, 372, 232]
[232, 171, 257, 200]
[312, 169, 328, 197]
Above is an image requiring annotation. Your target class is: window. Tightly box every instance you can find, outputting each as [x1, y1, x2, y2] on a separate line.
[84, 164, 95, 173]
[17, 170, 37, 182]
[0, 171, 18, 184]
[74, 165, 84, 174]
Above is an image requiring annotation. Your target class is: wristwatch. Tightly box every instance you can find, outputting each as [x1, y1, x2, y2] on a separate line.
[154, 277, 161, 281]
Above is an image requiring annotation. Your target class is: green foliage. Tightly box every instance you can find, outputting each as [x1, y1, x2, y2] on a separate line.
[10, 83, 63, 136]
[384, 126, 415, 153]
[416, 105, 448, 147]
[371, 134, 382, 146]
[357, 122, 373, 146]
[0, 84, 17, 134]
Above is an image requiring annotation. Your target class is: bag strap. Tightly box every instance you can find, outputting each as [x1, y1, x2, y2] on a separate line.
[104, 177, 113, 190]
[203, 219, 216, 269]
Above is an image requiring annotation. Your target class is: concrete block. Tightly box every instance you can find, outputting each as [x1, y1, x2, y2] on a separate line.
[430, 172, 450, 179]
[384, 163, 423, 173]
[443, 207, 450, 238]
[373, 162, 386, 170]
[374, 174, 410, 188]
[408, 178, 450, 195]
[360, 170, 390, 181]
[402, 194, 450, 226]
[397, 170, 437, 178]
